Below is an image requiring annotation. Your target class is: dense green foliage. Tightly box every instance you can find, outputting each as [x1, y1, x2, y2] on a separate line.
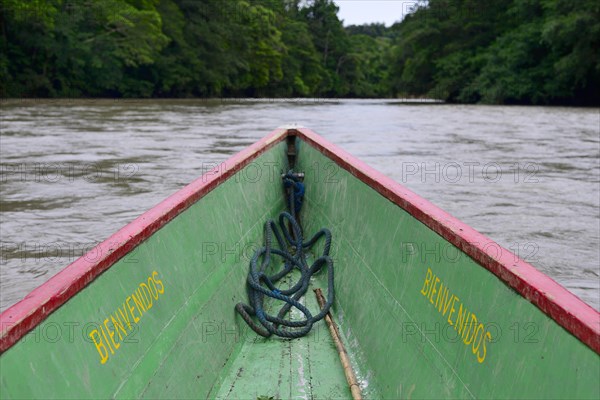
[0, 0, 386, 97]
[1, 0, 597, 104]
[389, 0, 600, 105]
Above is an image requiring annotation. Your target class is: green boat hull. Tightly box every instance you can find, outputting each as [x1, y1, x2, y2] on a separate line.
[1, 128, 598, 399]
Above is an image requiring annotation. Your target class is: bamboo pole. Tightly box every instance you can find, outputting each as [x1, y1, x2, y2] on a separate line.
[313, 288, 363, 400]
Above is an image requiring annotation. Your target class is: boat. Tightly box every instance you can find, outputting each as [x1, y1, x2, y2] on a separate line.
[1, 127, 598, 399]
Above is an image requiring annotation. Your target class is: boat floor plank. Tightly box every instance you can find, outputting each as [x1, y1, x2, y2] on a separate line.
[214, 273, 352, 400]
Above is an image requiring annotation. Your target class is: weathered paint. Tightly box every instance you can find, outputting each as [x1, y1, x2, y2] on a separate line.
[0, 128, 598, 399]
[294, 132, 600, 398]
[0, 138, 295, 398]
[213, 269, 355, 399]
[293, 127, 600, 354]
[0, 127, 288, 353]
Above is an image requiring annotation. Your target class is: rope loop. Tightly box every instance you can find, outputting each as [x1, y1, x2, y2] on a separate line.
[235, 169, 334, 338]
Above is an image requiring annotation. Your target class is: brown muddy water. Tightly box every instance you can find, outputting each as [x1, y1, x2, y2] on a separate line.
[0, 99, 598, 311]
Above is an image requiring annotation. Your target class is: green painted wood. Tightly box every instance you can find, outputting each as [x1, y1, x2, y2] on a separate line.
[213, 270, 352, 400]
[1, 134, 598, 399]
[0, 142, 294, 399]
[295, 137, 600, 399]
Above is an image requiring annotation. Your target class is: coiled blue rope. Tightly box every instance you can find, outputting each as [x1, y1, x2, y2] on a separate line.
[235, 171, 334, 338]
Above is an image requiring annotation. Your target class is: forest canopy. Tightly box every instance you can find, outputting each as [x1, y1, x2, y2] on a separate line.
[1, 0, 598, 104]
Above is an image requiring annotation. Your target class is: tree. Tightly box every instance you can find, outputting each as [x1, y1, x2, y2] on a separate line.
[301, 0, 351, 95]
[387, 0, 599, 104]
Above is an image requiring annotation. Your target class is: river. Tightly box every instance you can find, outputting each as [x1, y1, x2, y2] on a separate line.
[0, 99, 598, 312]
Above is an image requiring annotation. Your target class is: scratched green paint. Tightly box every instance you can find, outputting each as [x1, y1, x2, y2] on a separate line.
[295, 137, 599, 399]
[1, 137, 599, 399]
[1, 142, 297, 399]
[213, 269, 352, 399]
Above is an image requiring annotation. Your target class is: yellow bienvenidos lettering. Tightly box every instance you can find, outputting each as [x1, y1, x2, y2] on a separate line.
[91, 270, 165, 365]
[99, 324, 114, 354]
[148, 277, 159, 300]
[153, 271, 165, 294]
[126, 295, 140, 324]
[89, 329, 109, 364]
[140, 283, 153, 310]
[477, 331, 492, 363]
[132, 290, 146, 314]
[420, 267, 491, 364]
[104, 318, 120, 351]
[447, 295, 459, 325]
[111, 314, 127, 341]
[420, 268, 433, 296]
[118, 305, 132, 331]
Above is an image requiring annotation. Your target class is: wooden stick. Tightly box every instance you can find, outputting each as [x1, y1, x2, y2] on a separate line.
[314, 288, 363, 400]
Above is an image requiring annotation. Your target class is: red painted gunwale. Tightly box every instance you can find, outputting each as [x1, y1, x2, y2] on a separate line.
[1, 127, 598, 355]
[0, 128, 288, 353]
[292, 127, 600, 354]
